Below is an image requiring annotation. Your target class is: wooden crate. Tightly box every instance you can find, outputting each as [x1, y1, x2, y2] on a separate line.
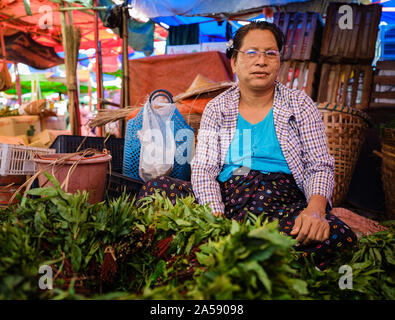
[369, 61, 395, 109]
[273, 12, 323, 61]
[320, 3, 382, 64]
[317, 63, 373, 110]
[278, 61, 319, 100]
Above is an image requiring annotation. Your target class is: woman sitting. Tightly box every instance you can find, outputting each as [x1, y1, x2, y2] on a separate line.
[137, 21, 357, 270]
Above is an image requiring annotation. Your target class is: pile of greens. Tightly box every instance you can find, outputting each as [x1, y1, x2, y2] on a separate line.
[0, 173, 394, 300]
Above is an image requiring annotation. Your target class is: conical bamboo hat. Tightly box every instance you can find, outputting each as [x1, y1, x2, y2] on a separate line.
[174, 74, 234, 102]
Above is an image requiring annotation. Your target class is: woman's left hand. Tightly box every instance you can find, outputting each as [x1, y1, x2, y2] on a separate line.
[290, 207, 330, 246]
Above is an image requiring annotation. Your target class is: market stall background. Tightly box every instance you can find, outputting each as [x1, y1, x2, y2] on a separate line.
[1, 0, 394, 101]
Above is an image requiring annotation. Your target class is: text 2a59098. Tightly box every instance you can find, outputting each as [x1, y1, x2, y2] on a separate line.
[194, 304, 244, 315]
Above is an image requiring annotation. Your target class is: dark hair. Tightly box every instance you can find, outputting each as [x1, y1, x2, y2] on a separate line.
[226, 21, 285, 59]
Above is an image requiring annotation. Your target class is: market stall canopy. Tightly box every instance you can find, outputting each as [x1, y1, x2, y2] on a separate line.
[0, 0, 156, 68]
[0, 0, 314, 65]
[135, 0, 309, 44]
[2, 32, 64, 69]
[3, 0, 389, 69]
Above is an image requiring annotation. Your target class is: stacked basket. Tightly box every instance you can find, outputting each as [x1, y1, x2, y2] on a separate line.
[0, 143, 55, 207]
[182, 113, 202, 147]
[374, 128, 395, 219]
[316, 102, 371, 207]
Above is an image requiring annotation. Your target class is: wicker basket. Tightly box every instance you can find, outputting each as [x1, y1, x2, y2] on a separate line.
[316, 102, 371, 207]
[183, 113, 202, 147]
[374, 128, 395, 219]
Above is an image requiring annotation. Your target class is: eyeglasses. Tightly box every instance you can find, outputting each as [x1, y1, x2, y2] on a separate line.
[234, 48, 280, 60]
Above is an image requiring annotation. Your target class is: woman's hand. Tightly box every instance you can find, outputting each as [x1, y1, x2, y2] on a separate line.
[290, 207, 330, 246]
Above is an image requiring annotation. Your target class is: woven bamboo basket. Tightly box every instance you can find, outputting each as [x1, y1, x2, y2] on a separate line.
[316, 102, 371, 207]
[373, 128, 395, 219]
[183, 113, 202, 147]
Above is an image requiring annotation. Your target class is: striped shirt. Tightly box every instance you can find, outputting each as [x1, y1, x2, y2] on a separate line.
[190, 81, 335, 214]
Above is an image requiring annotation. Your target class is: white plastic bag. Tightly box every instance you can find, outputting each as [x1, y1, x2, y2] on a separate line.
[137, 99, 176, 182]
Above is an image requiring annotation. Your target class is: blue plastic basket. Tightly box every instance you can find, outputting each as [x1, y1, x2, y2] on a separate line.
[380, 25, 395, 42]
[122, 106, 194, 182]
[380, 25, 395, 60]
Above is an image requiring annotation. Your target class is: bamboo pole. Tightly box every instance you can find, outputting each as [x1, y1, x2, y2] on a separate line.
[14, 63, 22, 105]
[88, 58, 92, 112]
[60, 2, 73, 133]
[120, 1, 129, 138]
[94, 0, 103, 137]
[60, 1, 81, 135]
[58, 6, 106, 13]
[67, 6, 81, 136]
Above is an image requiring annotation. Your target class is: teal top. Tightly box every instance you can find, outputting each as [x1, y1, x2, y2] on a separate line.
[217, 107, 292, 183]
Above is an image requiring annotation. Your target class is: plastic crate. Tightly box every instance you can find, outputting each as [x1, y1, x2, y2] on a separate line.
[50, 135, 125, 173]
[380, 25, 395, 60]
[0, 143, 56, 176]
[381, 41, 395, 60]
[104, 171, 143, 201]
[381, 25, 395, 42]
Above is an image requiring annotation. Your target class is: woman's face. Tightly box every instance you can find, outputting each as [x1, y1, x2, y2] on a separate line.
[231, 29, 281, 91]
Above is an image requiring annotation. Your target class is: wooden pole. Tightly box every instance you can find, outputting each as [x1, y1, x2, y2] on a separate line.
[88, 58, 92, 111]
[60, 1, 81, 135]
[94, 0, 103, 137]
[14, 63, 22, 105]
[60, 6, 73, 134]
[68, 6, 81, 136]
[120, 0, 129, 138]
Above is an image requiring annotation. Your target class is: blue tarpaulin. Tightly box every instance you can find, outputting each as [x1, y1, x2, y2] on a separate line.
[380, 0, 395, 25]
[154, 16, 242, 43]
[141, 1, 309, 43]
[99, 0, 155, 56]
[133, 0, 309, 18]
